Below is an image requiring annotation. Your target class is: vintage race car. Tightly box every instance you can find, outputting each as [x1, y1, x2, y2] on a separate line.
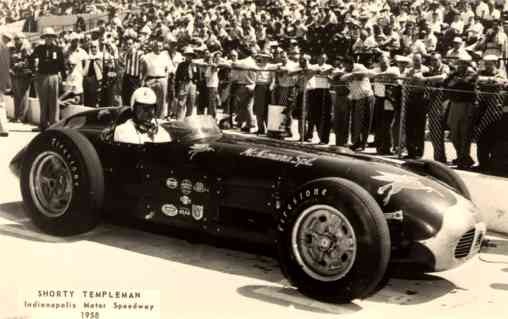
[9, 108, 486, 303]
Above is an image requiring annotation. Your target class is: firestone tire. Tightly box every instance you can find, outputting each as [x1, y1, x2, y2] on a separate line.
[20, 128, 104, 236]
[277, 177, 391, 303]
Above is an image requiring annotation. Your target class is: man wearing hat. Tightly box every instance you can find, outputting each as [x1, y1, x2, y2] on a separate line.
[31, 27, 67, 130]
[446, 37, 470, 59]
[0, 32, 12, 137]
[65, 32, 88, 65]
[474, 54, 507, 171]
[10, 32, 32, 123]
[174, 46, 198, 120]
[443, 53, 477, 169]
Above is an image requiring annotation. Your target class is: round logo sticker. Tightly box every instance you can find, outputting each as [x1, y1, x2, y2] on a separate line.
[166, 178, 178, 190]
[180, 195, 192, 206]
[181, 179, 193, 195]
[193, 182, 207, 193]
[161, 204, 178, 217]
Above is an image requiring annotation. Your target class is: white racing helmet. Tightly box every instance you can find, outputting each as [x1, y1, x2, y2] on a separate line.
[130, 87, 157, 109]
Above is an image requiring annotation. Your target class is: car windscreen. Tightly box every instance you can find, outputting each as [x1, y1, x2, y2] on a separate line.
[161, 115, 222, 143]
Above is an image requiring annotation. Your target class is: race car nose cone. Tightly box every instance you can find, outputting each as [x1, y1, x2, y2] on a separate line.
[419, 193, 486, 271]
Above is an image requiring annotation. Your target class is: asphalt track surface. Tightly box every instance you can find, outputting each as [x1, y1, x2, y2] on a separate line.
[1, 123, 508, 319]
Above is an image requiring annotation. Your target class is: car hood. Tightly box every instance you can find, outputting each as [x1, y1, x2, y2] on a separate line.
[220, 133, 481, 240]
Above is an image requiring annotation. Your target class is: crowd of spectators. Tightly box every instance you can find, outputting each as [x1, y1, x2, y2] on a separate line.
[3, 0, 508, 172]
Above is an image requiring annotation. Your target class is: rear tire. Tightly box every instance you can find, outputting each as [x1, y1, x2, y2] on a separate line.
[20, 128, 104, 236]
[277, 178, 391, 303]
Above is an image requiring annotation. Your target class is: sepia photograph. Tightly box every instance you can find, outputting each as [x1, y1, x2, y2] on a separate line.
[0, 0, 508, 318]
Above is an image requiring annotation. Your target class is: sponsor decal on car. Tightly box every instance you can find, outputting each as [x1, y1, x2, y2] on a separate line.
[372, 171, 444, 205]
[189, 144, 215, 160]
[161, 204, 178, 217]
[240, 148, 317, 167]
[181, 179, 193, 195]
[166, 178, 178, 190]
[50, 137, 80, 187]
[180, 195, 192, 206]
[277, 187, 328, 232]
[192, 205, 204, 221]
[178, 207, 191, 216]
[193, 181, 208, 193]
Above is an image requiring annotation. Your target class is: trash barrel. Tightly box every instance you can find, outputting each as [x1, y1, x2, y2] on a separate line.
[267, 104, 289, 139]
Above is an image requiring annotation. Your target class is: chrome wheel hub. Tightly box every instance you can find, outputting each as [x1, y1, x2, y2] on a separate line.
[29, 151, 73, 218]
[291, 205, 357, 281]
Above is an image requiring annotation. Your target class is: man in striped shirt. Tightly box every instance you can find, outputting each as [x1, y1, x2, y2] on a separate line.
[121, 37, 143, 107]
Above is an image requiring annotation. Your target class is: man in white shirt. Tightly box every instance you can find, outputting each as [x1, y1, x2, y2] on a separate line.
[340, 59, 375, 151]
[141, 37, 173, 119]
[476, 0, 490, 18]
[114, 87, 171, 144]
[232, 47, 258, 133]
[65, 33, 88, 69]
[59, 55, 84, 106]
[424, 29, 438, 52]
[203, 51, 222, 119]
[446, 37, 471, 60]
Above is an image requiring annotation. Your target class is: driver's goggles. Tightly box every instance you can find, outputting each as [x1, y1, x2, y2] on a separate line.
[135, 102, 156, 111]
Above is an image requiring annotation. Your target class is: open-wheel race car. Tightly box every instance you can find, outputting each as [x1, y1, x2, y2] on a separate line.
[9, 108, 486, 303]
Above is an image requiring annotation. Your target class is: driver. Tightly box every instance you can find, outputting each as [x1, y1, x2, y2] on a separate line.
[113, 87, 172, 144]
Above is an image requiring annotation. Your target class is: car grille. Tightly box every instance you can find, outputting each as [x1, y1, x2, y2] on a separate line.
[454, 229, 476, 258]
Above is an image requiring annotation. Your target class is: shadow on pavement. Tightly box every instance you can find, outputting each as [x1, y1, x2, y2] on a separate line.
[237, 285, 362, 314]
[490, 283, 508, 291]
[0, 201, 112, 243]
[369, 274, 457, 305]
[0, 202, 27, 223]
[0, 201, 461, 308]
[481, 238, 508, 257]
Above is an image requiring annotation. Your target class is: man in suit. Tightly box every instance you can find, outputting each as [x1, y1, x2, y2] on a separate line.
[31, 27, 67, 130]
[174, 47, 198, 120]
[0, 32, 12, 137]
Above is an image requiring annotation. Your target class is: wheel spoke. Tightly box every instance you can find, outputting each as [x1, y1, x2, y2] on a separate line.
[39, 176, 54, 187]
[29, 151, 74, 218]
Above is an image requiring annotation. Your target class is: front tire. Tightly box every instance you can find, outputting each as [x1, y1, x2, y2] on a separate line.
[20, 129, 105, 236]
[277, 178, 390, 303]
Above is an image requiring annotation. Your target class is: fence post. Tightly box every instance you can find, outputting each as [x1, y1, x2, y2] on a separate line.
[300, 82, 307, 143]
[427, 85, 446, 162]
[398, 82, 407, 158]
